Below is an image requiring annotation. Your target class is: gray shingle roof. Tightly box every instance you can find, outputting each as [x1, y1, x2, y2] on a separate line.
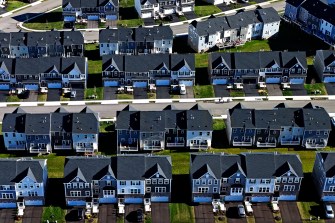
[227, 10, 261, 29]
[285, 0, 305, 7]
[302, 108, 331, 130]
[281, 51, 307, 69]
[25, 114, 51, 135]
[256, 7, 281, 24]
[317, 50, 335, 67]
[63, 0, 118, 8]
[318, 152, 335, 177]
[190, 16, 230, 36]
[72, 113, 99, 134]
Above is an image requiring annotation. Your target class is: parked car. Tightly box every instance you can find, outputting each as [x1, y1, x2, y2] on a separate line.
[70, 90, 76, 98]
[238, 204, 246, 218]
[324, 203, 334, 219]
[179, 84, 186, 95]
[137, 209, 143, 222]
[163, 15, 173, 21]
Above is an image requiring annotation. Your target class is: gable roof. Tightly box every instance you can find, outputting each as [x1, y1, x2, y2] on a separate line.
[318, 152, 335, 177]
[256, 7, 281, 24]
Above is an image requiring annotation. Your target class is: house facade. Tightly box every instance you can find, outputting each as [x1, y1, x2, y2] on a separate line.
[134, 0, 194, 19]
[226, 103, 331, 149]
[115, 105, 212, 152]
[102, 53, 195, 87]
[312, 152, 335, 202]
[314, 50, 335, 83]
[208, 51, 307, 85]
[62, 0, 119, 26]
[0, 158, 47, 208]
[188, 7, 280, 53]
[284, 0, 335, 47]
[0, 30, 84, 58]
[190, 152, 303, 203]
[99, 26, 173, 56]
[2, 107, 99, 154]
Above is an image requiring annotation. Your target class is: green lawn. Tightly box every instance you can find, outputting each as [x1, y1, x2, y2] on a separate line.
[194, 5, 221, 17]
[117, 19, 144, 28]
[157, 151, 190, 174]
[120, 0, 135, 7]
[36, 154, 65, 178]
[282, 89, 293, 96]
[6, 0, 28, 12]
[100, 121, 114, 133]
[6, 95, 20, 102]
[230, 90, 245, 97]
[193, 85, 214, 98]
[297, 202, 324, 223]
[213, 119, 225, 130]
[42, 206, 66, 223]
[148, 93, 156, 99]
[85, 87, 103, 100]
[170, 203, 195, 223]
[304, 83, 327, 95]
[23, 8, 63, 30]
[38, 94, 47, 102]
[222, 40, 271, 53]
[195, 53, 208, 68]
[117, 94, 134, 100]
[307, 56, 314, 66]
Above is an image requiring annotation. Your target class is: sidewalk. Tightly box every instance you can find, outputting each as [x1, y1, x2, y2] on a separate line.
[1, 0, 44, 18]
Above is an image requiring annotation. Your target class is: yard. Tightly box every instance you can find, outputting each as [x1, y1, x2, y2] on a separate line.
[42, 206, 66, 223]
[117, 18, 144, 27]
[195, 53, 209, 68]
[229, 90, 245, 97]
[193, 85, 214, 98]
[304, 83, 327, 95]
[23, 8, 64, 30]
[221, 40, 271, 53]
[213, 119, 225, 130]
[85, 87, 104, 100]
[5, 0, 28, 12]
[194, 5, 221, 17]
[282, 89, 293, 96]
[170, 203, 195, 223]
[117, 93, 134, 100]
[297, 202, 324, 223]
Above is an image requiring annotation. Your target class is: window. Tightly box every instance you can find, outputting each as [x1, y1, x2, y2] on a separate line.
[158, 179, 163, 184]
[282, 178, 287, 183]
[120, 181, 126, 185]
[235, 178, 240, 183]
[2, 193, 13, 199]
[231, 188, 243, 194]
[70, 191, 81, 197]
[79, 183, 83, 189]
[208, 180, 212, 185]
[222, 178, 228, 183]
[283, 185, 295, 191]
[152, 179, 157, 184]
[294, 178, 300, 183]
[146, 187, 151, 193]
[214, 180, 218, 185]
[85, 183, 90, 188]
[249, 187, 254, 192]
[155, 187, 166, 193]
[103, 190, 114, 196]
[288, 178, 294, 183]
[275, 185, 280, 191]
[164, 179, 169, 184]
[258, 187, 270, 193]
[202, 179, 206, 185]
[328, 179, 333, 184]
[146, 179, 151, 185]
[275, 178, 281, 183]
[85, 191, 90, 196]
[249, 179, 256, 184]
[213, 187, 218, 193]
[198, 187, 209, 193]
[106, 181, 111, 186]
[195, 180, 200, 185]
[130, 189, 140, 194]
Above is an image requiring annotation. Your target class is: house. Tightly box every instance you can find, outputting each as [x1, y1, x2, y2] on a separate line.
[134, 0, 194, 19]
[226, 103, 331, 148]
[99, 26, 173, 56]
[63, 156, 117, 206]
[0, 30, 84, 58]
[208, 51, 307, 85]
[117, 154, 172, 203]
[283, 0, 335, 47]
[190, 152, 303, 203]
[2, 107, 99, 154]
[203, 0, 235, 6]
[102, 53, 195, 87]
[0, 158, 47, 208]
[243, 152, 303, 202]
[188, 7, 280, 52]
[312, 152, 335, 202]
[314, 50, 335, 83]
[62, 0, 119, 26]
[115, 104, 212, 152]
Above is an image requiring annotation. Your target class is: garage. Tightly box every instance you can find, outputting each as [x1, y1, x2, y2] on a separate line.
[324, 76, 335, 83]
[193, 196, 211, 203]
[133, 81, 147, 88]
[24, 84, 39, 91]
[322, 195, 335, 202]
[266, 77, 281, 84]
[290, 78, 304, 84]
[164, 8, 174, 14]
[99, 197, 117, 203]
[250, 196, 271, 203]
[104, 80, 119, 87]
[212, 78, 228, 85]
[142, 11, 152, 18]
[179, 80, 193, 86]
[88, 15, 99, 21]
[224, 195, 243, 202]
[0, 83, 9, 90]
[151, 196, 169, 202]
[25, 200, 43, 206]
[124, 197, 143, 204]
[243, 78, 257, 84]
[0, 202, 16, 208]
[182, 6, 193, 12]
[47, 82, 62, 89]
[279, 194, 297, 201]
[64, 16, 76, 22]
[106, 15, 117, 21]
[156, 79, 170, 86]
[67, 200, 86, 206]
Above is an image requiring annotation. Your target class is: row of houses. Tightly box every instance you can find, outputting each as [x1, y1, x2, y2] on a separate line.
[0, 56, 87, 91]
[284, 0, 335, 48]
[3, 152, 335, 209]
[188, 7, 281, 52]
[0, 30, 84, 58]
[2, 107, 99, 154]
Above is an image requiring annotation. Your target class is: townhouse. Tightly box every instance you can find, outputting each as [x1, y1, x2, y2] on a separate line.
[226, 103, 331, 149]
[115, 105, 212, 152]
[2, 107, 99, 154]
[99, 26, 173, 56]
[0, 56, 87, 91]
[102, 53, 195, 87]
[0, 158, 47, 208]
[63, 154, 172, 206]
[62, 0, 119, 26]
[0, 30, 84, 58]
[313, 50, 335, 83]
[134, 0, 194, 19]
[188, 7, 280, 53]
[208, 51, 307, 86]
[284, 0, 335, 47]
[313, 152, 335, 202]
[190, 152, 303, 203]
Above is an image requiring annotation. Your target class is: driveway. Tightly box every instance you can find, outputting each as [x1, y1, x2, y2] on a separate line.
[125, 204, 142, 223]
[267, 84, 283, 96]
[184, 11, 197, 20]
[0, 90, 8, 102]
[66, 208, 84, 223]
[87, 20, 98, 28]
[143, 18, 156, 26]
[325, 83, 335, 95]
[22, 206, 42, 223]
[103, 87, 118, 100]
[98, 204, 117, 223]
[226, 203, 247, 223]
[156, 86, 170, 99]
[70, 88, 85, 101]
[22, 90, 38, 102]
[134, 88, 148, 99]
[291, 84, 307, 96]
[47, 89, 61, 101]
[0, 209, 15, 223]
[152, 203, 170, 223]
[280, 202, 302, 223]
[180, 86, 194, 98]
[253, 203, 274, 223]
[243, 84, 259, 97]
[214, 85, 230, 97]
[194, 204, 214, 223]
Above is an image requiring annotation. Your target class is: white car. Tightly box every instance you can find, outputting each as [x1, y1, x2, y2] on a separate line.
[179, 84, 186, 95]
[325, 204, 334, 219]
[238, 204, 246, 218]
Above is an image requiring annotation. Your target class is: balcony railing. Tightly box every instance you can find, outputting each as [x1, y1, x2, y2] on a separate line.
[305, 139, 327, 149]
[190, 142, 208, 150]
[280, 138, 300, 146]
[7, 145, 26, 150]
[54, 144, 72, 150]
[166, 142, 184, 147]
[143, 143, 163, 150]
[29, 145, 51, 153]
[233, 139, 253, 147]
[256, 138, 276, 147]
[119, 142, 138, 151]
